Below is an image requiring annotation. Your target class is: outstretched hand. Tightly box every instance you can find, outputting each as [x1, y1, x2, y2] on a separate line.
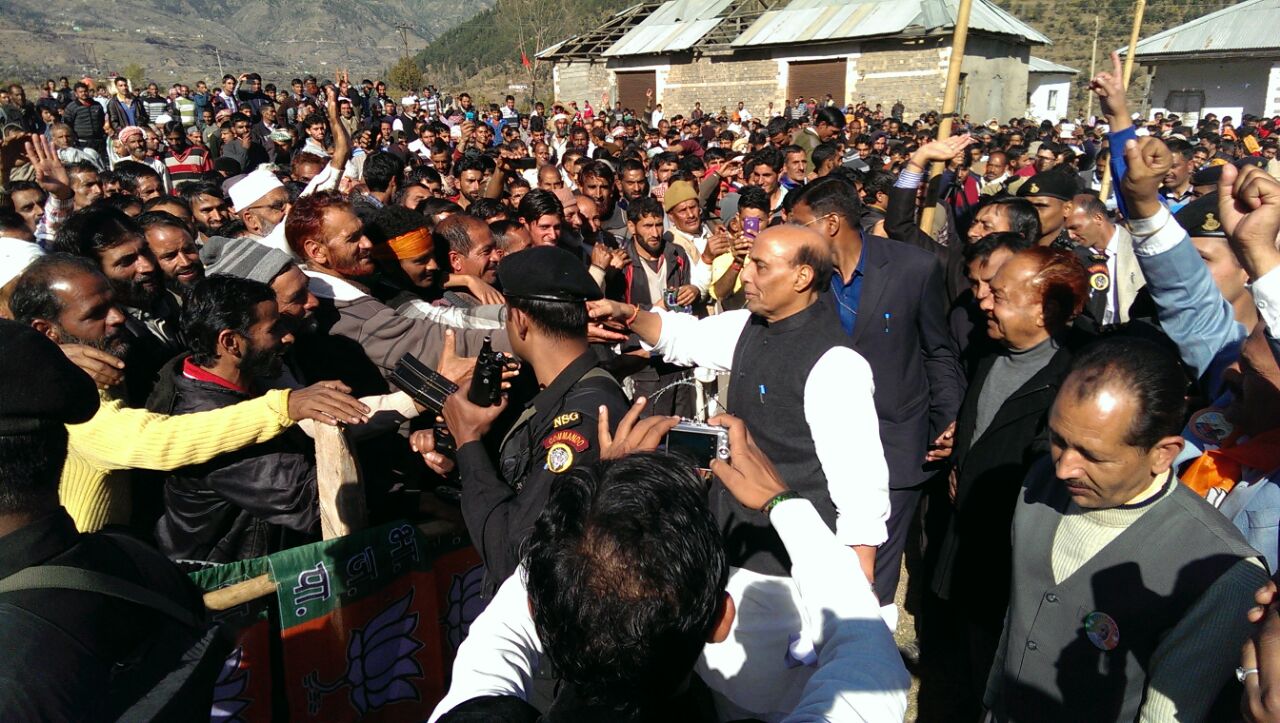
[1088, 51, 1131, 129]
[26, 134, 72, 200]
[707, 413, 788, 511]
[908, 134, 977, 172]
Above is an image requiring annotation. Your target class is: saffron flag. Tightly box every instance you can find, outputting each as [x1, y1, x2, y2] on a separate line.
[521, 51, 532, 69]
[190, 522, 485, 722]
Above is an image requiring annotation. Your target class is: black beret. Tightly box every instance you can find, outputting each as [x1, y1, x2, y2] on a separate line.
[1174, 193, 1226, 238]
[1191, 163, 1224, 187]
[0, 319, 99, 435]
[1017, 170, 1078, 201]
[498, 246, 603, 303]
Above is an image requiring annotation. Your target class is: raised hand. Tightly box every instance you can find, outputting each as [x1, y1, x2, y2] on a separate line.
[441, 378, 509, 446]
[908, 134, 977, 172]
[61, 343, 125, 389]
[1217, 163, 1280, 281]
[1088, 51, 1131, 129]
[1119, 136, 1172, 220]
[25, 133, 72, 200]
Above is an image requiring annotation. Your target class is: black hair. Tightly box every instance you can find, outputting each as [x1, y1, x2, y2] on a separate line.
[418, 198, 462, 218]
[364, 204, 428, 246]
[625, 196, 664, 224]
[815, 106, 846, 130]
[747, 146, 784, 173]
[454, 152, 493, 178]
[792, 174, 863, 228]
[517, 188, 563, 224]
[136, 210, 190, 236]
[506, 296, 587, 340]
[406, 165, 443, 187]
[0, 429, 69, 515]
[180, 274, 276, 367]
[111, 160, 161, 195]
[363, 151, 405, 193]
[765, 116, 789, 138]
[578, 159, 615, 187]
[860, 170, 895, 201]
[0, 208, 27, 237]
[962, 231, 1033, 266]
[10, 253, 103, 326]
[1063, 335, 1188, 449]
[179, 180, 225, 205]
[986, 196, 1043, 246]
[64, 160, 99, 178]
[811, 141, 840, 171]
[1165, 138, 1195, 161]
[51, 206, 143, 260]
[467, 197, 507, 222]
[525, 452, 726, 708]
[736, 185, 770, 215]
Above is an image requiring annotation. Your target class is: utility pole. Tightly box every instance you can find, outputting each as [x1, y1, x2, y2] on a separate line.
[215, 48, 224, 78]
[1085, 14, 1100, 121]
[395, 24, 412, 59]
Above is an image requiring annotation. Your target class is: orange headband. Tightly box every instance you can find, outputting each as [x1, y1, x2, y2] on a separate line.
[375, 227, 433, 261]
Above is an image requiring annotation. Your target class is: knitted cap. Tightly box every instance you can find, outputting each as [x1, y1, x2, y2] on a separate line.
[200, 236, 295, 284]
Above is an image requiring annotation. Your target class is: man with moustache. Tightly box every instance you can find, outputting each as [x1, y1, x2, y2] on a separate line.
[179, 181, 230, 242]
[138, 212, 203, 296]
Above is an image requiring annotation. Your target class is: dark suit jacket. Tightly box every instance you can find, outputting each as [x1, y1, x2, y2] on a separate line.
[885, 183, 969, 304]
[106, 97, 148, 132]
[930, 341, 1075, 627]
[840, 234, 964, 490]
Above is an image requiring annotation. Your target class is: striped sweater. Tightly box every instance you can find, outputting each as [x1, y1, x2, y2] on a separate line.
[62, 387, 295, 532]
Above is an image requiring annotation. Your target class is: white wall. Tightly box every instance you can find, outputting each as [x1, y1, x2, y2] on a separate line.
[1147, 57, 1275, 124]
[1028, 73, 1072, 122]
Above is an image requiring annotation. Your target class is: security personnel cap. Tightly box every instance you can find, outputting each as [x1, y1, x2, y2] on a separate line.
[1191, 164, 1224, 187]
[1017, 170, 1078, 201]
[1174, 193, 1226, 238]
[499, 245, 603, 302]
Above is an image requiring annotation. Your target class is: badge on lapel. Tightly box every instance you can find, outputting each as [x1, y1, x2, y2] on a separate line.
[1084, 611, 1119, 651]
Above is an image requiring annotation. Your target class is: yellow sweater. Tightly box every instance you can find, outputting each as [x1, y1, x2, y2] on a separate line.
[62, 387, 295, 532]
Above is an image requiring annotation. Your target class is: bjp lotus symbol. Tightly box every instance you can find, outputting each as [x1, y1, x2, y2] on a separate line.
[303, 589, 426, 714]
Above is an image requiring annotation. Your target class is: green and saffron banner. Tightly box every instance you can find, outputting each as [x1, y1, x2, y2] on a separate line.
[190, 523, 485, 722]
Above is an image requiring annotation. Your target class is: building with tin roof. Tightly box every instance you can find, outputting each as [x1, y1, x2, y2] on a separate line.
[540, 0, 1051, 121]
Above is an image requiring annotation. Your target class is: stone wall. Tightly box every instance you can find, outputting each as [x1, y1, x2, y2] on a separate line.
[850, 38, 948, 118]
[960, 35, 1031, 122]
[552, 61, 610, 108]
[660, 55, 780, 117]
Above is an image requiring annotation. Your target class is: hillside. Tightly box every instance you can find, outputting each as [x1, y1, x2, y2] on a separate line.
[0, 0, 494, 87]
[416, 0, 1248, 112]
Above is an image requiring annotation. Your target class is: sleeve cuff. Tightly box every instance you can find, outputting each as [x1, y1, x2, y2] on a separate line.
[1250, 265, 1280, 335]
[263, 388, 296, 427]
[895, 169, 925, 190]
[1126, 206, 1185, 257]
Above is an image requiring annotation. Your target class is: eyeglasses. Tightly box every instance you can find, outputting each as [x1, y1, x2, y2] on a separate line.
[246, 199, 288, 214]
[799, 213, 836, 228]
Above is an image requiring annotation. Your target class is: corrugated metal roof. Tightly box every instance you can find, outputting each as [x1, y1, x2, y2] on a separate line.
[603, 0, 735, 56]
[731, 0, 1049, 48]
[1124, 0, 1280, 58]
[1028, 56, 1079, 74]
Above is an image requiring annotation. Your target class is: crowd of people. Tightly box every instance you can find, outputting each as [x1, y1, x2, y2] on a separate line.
[2, 48, 1280, 721]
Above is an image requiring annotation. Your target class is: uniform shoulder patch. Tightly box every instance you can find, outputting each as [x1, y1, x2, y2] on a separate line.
[543, 429, 590, 474]
[552, 411, 582, 429]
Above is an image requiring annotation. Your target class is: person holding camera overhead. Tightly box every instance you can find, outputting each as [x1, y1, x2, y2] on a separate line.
[432, 245, 631, 599]
[587, 223, 888, 720]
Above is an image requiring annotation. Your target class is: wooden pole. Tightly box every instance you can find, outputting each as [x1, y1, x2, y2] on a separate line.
[204, 574, 274, 611]
[1085, 15, 1101, 121]
[314, 423, 366, 540]
[920, 0, 974, 235]
[1099, 0, 1147, 202]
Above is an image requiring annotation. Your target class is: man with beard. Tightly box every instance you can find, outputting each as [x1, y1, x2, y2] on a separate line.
[179, 181, 229, 242]
[608, 196, 697, 417]
[138, 211, 203, 296]
[361, 208, 504, 331]
[52, 206, 181, 403]
[285, 192, 508, 382]
[9, 253, 369, 533]
[439, 214, 502, 307]
[227, 167, 290, 243]
[144, 275, 321, 562]
[453, 153, 491, 211]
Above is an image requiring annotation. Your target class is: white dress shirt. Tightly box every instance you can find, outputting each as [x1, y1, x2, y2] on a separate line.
[428, 498, 909, 723]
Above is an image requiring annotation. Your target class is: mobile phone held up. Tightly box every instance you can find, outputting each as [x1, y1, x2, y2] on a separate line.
[743, 216, 762, 239]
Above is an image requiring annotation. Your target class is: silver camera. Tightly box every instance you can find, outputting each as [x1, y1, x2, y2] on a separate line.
[662, 420, 730, 471]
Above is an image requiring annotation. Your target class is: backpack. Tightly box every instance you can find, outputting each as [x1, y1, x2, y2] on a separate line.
[0, 536, 231, 722]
